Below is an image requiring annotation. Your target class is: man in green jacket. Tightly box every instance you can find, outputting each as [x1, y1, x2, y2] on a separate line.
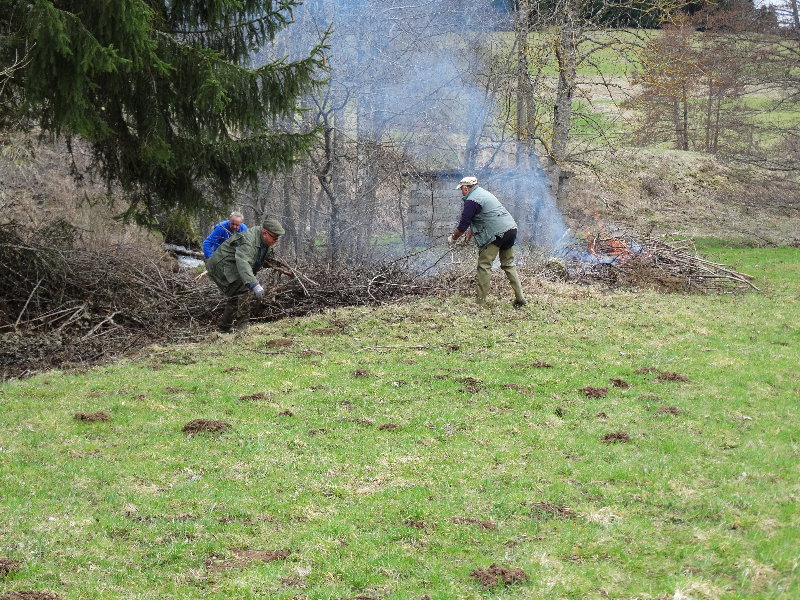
[448, 176, 526, 308]
[206, 214, 290, 332]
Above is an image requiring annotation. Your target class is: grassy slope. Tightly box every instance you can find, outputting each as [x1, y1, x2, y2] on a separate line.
[0, 247, 798, 600]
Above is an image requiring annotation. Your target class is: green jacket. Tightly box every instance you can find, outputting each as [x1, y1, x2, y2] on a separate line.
[464, 186, 517, 248]
[206, 227, 274, 296]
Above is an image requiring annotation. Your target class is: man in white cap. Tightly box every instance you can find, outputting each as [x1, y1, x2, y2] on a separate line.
[449, 176, 526, 308]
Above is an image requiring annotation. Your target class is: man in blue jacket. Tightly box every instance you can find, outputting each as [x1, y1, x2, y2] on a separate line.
[202, 211, 248, 259]
[448, 176, 526, 308]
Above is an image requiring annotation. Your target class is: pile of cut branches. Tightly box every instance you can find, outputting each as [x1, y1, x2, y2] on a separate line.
[255, 246, 475, 320]
[0, 221, 219, 378]
[564, 232, 758, 293]
[0, 223, 466, 379]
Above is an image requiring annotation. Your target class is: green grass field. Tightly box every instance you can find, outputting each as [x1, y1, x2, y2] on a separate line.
[1, 247, 798, 599]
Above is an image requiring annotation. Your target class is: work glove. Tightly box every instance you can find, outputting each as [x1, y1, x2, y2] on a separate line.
[251, 284, 265, 298]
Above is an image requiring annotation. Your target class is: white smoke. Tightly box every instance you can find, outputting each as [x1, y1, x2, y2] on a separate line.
[264, 0, 571, 253]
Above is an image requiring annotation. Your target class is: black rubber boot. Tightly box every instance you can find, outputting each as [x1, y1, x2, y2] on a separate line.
[219, 297, 238, 332]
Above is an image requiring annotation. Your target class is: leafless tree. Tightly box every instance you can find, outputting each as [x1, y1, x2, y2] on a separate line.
[503, 1, 711, 205]
[625, 5, 800, 179]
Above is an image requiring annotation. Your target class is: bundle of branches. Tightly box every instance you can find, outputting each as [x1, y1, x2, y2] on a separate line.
[251, 248, 474, 321]
[0, 220, 216, 378]
[564, 232, 758, 293]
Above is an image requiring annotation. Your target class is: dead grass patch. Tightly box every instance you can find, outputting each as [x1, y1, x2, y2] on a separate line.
[529, 501, 576, 521]
[504, 383, 533, 394]
[206, 549, 291, 572]
[266, 338, 293, 348]
[238, 391, 269, 401]
[450, 516, 497, 530]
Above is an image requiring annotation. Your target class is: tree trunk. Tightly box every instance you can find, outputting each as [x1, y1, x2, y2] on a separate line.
[297, 169, 311, 255]
[516, 0, 531, 171]
[681, 92, 689, 151]
[705, 75, 714, 153]
[672, 98, 683, 150]
[551, 15, 577, 205]
[282, 176, 298, 258]
[356, 96, 378, 255]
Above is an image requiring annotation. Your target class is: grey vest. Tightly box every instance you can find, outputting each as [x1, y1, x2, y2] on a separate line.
[464, 186, 517, 248]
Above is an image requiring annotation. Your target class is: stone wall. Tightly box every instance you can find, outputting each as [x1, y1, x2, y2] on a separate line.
[406, 171, 463, 244]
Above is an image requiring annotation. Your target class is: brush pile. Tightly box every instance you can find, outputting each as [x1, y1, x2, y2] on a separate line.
[0, 220, 218, 378]
[564, 231, 758, 293]
[0, 218, 757, 379]
[0, 221, 460, 378]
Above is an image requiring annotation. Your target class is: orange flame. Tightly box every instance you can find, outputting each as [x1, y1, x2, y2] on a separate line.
[587, 234, 639, 264]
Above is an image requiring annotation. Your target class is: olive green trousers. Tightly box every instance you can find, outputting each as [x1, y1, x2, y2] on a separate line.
[476, 244, 525, 305]
[219, 293, 251, 332]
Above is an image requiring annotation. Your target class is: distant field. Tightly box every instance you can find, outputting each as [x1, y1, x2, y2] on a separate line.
[1, 247, 798, 599]
[479, 29, 800, 143]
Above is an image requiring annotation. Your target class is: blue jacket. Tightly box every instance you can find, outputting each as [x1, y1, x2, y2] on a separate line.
[202, 220, 248, 259]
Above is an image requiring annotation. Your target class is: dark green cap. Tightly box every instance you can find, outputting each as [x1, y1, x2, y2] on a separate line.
[261, 214, 285, 236]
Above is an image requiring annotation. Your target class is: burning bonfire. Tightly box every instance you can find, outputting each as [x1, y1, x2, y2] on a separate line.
[563, 228, 758, 293]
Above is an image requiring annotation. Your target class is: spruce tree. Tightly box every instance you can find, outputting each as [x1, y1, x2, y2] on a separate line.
[0, 1, 326, 223]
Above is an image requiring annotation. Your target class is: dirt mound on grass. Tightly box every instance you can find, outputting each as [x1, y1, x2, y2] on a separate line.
[238, 391, 269, 401]
[602, 431, 631, 443]
[206, 548, 291, 572]
[470, 563, 529, 587]
[1, 593, 61, 600]
[266, 338, 293, 348]
[0, 559, 21, 576]
[635, 367, 690, 382]
[580, 386, 608, 398]
[405, 519, 427, 530]
[74, 411, 111, 422]
[634, 366, 660, 374]
[655, 371, 690, 382]
[657, 405, 682, 415]
[182, 419, 231, 434]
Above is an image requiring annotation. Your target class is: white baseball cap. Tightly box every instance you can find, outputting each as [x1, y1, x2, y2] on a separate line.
[455, 176, 478, 189]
